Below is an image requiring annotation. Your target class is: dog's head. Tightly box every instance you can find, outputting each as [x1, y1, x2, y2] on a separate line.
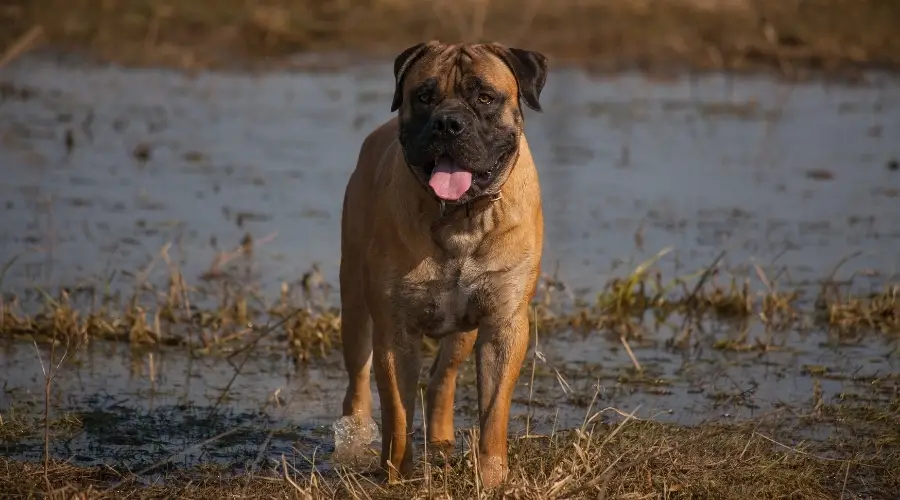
[390, 41, 548, 203]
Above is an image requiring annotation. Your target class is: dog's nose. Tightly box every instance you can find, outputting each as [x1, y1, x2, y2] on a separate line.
[432, 114, 466, 136]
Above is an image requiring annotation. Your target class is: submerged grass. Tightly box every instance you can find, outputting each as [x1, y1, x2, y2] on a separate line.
[1, 414, 898, 499]
[1, 247, 898, 361]
[1, 0, 899, 77]
[0, 406, 82, 443]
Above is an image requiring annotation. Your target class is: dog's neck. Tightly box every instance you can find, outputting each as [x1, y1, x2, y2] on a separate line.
[429, 192, 503, 233]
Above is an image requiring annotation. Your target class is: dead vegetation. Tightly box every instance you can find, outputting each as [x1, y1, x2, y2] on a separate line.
[1, 0, 898, 77]
[1, 245, 897, 362]
[2, 412, 898, 499]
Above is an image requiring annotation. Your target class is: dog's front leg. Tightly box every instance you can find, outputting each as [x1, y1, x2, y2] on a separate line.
[425, 329, 477, 456]
[372, 311, 422, 483]
[475, 308, 530, 489]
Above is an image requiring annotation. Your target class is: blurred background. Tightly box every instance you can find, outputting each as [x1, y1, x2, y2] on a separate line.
[1, 0, 898, 493]
[2, 0, 899, 73]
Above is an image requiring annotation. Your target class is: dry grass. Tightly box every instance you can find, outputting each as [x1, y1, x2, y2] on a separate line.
[1, 0, 898, 76]
[2, 247, 897, 360]
[2, 413, 898, 499]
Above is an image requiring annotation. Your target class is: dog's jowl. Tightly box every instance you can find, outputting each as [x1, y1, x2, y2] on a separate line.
[338, 41, 548, 489]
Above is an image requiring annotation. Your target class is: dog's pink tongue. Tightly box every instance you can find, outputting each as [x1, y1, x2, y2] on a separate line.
[429, 157, 472, 201]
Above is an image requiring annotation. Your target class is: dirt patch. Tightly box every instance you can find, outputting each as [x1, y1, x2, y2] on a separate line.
[2, 0, 899, 77]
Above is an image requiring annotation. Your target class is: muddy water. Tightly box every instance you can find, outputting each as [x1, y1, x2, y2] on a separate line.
[1, 53, 899, 473]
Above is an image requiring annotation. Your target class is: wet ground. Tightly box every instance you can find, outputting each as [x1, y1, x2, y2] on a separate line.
[1, 51, 899, 476]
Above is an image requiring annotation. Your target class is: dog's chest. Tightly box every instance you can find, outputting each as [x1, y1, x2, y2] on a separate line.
[397, 257, 487, 338]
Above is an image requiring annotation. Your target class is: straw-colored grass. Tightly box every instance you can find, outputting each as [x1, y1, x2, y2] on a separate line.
[2, 411, 898, 499]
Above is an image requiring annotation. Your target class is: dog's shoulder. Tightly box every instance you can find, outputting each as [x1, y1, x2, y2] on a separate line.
[348, 117, 404, 196]
[357, 117, 400, 170]
[346, 116, 401, 200]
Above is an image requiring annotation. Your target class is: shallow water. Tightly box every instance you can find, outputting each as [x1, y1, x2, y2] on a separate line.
[1, 52, 899, 473]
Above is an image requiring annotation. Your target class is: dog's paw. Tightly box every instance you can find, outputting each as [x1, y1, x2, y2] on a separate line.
[479, 455, 508, 490]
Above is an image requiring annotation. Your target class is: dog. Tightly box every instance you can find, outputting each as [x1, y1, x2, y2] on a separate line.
[339, 40, 548, 489]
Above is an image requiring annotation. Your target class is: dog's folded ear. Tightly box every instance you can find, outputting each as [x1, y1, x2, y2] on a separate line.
[391, 42, 436, 112]
[488, 45, 548, 113]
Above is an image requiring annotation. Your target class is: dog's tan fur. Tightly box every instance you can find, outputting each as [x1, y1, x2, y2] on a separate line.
[339, 42, 545, 489]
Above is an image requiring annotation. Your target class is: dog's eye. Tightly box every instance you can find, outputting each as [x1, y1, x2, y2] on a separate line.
[477, 94, 494, 105]
[418, 92, 432, 104]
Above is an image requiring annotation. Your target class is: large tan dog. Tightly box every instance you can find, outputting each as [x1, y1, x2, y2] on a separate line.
[339, 41, 547, 489]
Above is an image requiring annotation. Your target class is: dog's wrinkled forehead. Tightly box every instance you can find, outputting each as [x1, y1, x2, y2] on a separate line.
[414, 44, 517, 93]
[391, 41, 548, 114]
[392, 43, 520, 111]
